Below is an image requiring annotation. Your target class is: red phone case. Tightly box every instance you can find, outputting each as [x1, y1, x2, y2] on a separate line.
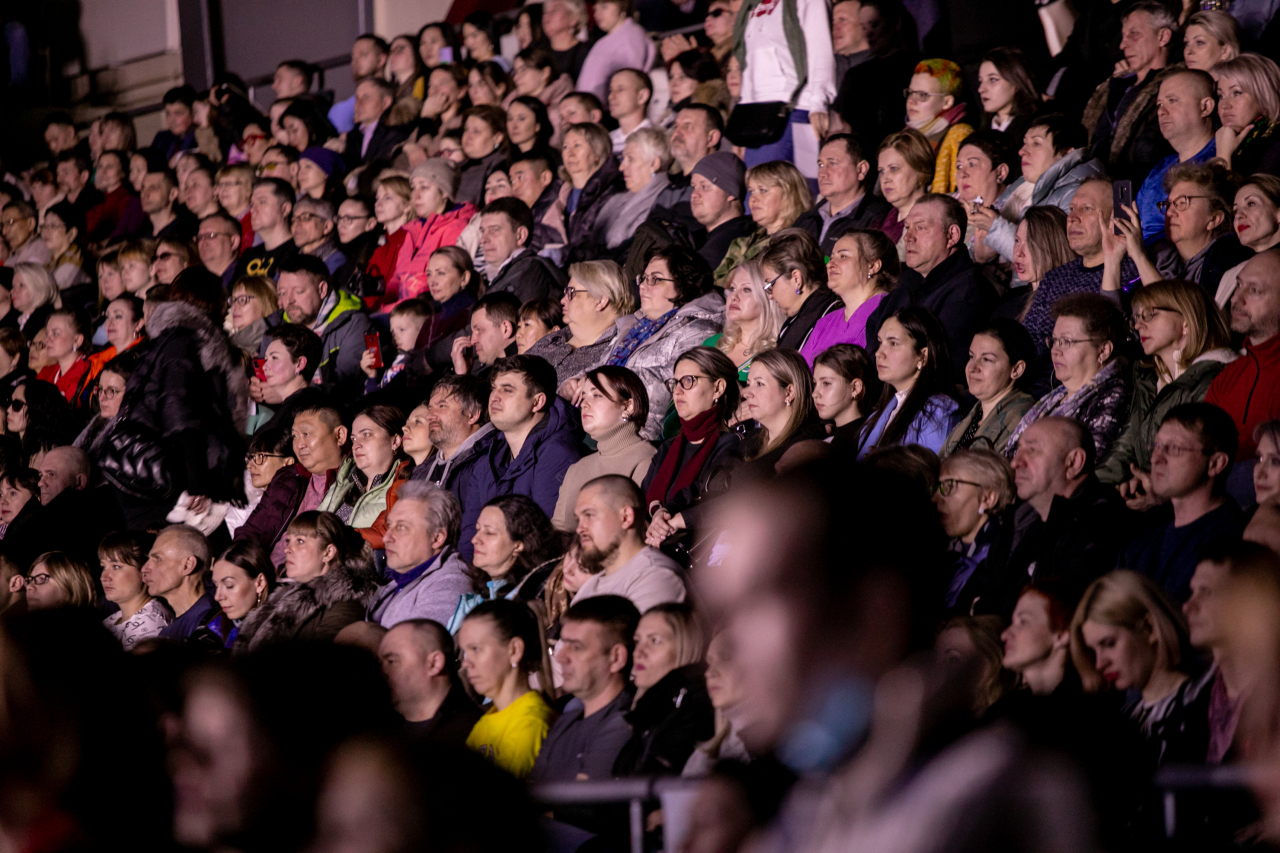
[365, 334, 383, 369]
[253, 358, 267, 381]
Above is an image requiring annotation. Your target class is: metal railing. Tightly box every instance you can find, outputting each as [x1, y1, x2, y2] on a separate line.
[1154, 763, 1251, 838]
[532, 776, 703, 853]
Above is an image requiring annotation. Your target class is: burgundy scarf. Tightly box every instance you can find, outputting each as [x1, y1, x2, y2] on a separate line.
[645, 408, 722, 508]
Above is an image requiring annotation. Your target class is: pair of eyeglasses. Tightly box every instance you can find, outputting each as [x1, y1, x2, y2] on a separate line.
[1156, 194, 1211, 214]
[231, 294, 255, 307]
[246, 452, 290, 466]
[636, 274, 677, 288]
[903, 88, 943, 102]
[934, 478, 984, 497]
[292, 212, 326, 224]
[154, 251, 180, 263]
[6, 399, 25, 412]
[1044, 336, 1099, 351]
[1130, 306, 1182, 327]
[762, 273, 786, 294]
[25, 574, 52, 587]
[563, 286, 591, 300]
[240, 133, 267, 147]
[95, 386, 122, 400]
[664, 374, 708, 392]
[196, 231, 233, 243]
[1151, 441, 1209, 459]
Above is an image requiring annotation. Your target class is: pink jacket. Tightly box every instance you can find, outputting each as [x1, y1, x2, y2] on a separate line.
[385, 203, 477, 309]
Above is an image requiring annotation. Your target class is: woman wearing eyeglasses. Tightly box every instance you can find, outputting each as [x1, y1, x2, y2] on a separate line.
[227, 277, 277, 356]
[41, 201, 92, 292]
[1004, 293, 1130, 461]
[528, 261, 633, 391]
[903, 59, 975, 193]
[1106, 162, 1253, 298]
[7, 378, 72, 465]
[223, 426, 298, 542]
[1098, 281, 1236, 501]
[607, 246, 725, 440]
[643, 347, 743, 549]
[22, 552, 97, 612]
[933, 448, 1017, 614]
[76, 349, 138, 463]
[761, 229, 841, 354]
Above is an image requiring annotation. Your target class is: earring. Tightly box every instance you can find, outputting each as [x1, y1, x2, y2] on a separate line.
[622, 413, 630, 421]
[255, 590, 264, 605]
[866, 272, 873, 280]
[785, 398, 792, 407]
[795, 285, 803, 296]
[713, 396, 720, 404]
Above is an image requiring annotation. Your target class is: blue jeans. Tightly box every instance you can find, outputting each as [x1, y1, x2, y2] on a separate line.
[743, 108, 810, 169]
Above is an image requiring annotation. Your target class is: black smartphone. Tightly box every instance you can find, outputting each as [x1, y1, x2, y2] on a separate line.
[1113, 180, 1133, 234]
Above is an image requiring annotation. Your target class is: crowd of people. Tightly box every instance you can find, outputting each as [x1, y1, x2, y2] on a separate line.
[8, 0, 1280, 849]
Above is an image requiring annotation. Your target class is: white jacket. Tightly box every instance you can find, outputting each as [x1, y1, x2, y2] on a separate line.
[739, 0, 837, 115]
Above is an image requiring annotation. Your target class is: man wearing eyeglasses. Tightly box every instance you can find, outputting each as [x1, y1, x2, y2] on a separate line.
[1120, 404, 1244, 603]
[1134, 69, 1217, 243]
[0, 201, 49, 268]
[197, 211, 243, 290]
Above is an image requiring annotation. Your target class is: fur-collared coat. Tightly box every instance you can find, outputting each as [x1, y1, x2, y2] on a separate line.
[234, 559, 383, 652]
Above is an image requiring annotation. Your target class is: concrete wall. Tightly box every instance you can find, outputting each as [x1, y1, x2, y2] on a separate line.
[80, 0, 179, 69]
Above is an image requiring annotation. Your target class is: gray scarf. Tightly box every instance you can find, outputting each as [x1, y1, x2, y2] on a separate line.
[601, 174, 670, 249]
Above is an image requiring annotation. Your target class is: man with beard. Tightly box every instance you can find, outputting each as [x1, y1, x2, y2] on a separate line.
[571, 475, 686, 613]
[410, 375, 496, 511]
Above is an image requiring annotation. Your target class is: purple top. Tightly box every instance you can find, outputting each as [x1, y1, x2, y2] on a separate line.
[800, 292, 886, 366]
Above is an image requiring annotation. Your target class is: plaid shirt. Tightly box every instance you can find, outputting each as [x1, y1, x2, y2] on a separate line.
[1024, 257, 1138, 358]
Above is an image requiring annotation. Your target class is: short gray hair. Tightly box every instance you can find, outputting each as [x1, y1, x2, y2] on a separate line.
[396, 481, 462, 547]
[293, 195, 336, 221]
[1124, 0, 1177, 34]
[159, 523, 212, 574]
[625, 127, 673, 173]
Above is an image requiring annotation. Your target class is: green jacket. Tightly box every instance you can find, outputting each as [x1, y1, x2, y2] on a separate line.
[713, 228, 769, 289]
[318, 457, 405, 529]
[941, 390, 1036, 458]
[1096, 352, 1236, 484]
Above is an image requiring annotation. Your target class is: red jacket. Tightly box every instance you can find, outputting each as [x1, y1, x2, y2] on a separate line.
[37, 358, 89, 404]
[1206, 332, 1280, 459]
[365, 226, 409, 308]
[385, 204, 476, 311]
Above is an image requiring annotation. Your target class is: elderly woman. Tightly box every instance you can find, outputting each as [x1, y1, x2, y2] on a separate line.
[593, 127, 672, 255]
[978, 114, 1101, 264]
[760, 229, 841, 354]
[705, 260, 783, 382]
[227, 276, 278, 355]
[1004, 293, 1130, 460]
[875, 130, 935, 249]
[40, 201, 92, 291]
[528, 259, 635, 388]
[608, 245, 725, 440]
[952, 132, 1011, 261]
[904, 59, 974, 193]
[1099, 280, 1236, 490]
[388, 160, 477, 307]
[802, 229, 899, 363]
[1111, 162, 1252, 297]
[942, 319, 1037, 457]
[1183, 10, 1242, 71]
[457, 106, 510, 207]
[10, 263, 61, 337]
[933, 448, 1018, 613]
[1213, 53, 1280, 176]
[560, 122, 625, 265]
[1218, 174, 1280, 306]
[553, 366, 656, 530]
[643, 347, 743, 545]
[1070, 571, 1195, 756]
[714, 160, 813, 287]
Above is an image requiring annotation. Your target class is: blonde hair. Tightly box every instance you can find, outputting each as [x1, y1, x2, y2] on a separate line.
[1131, 279, 1232, 381]
[375, 173, 413, 204]
[1069, 570, 1190, 694]
[31, 552, 96, 608]
[118, 239, 157, 266]
[717, 260, 781, 359]
[1187, 11, 1242, 62]
[747, 347, 815, 460]
[11, 263, 62, 313]
[878, 129, 936, 191]
[1214, 53, 1280, 124]
[941, 449, 1016, 510]
[231, 275, 280, 318]
[566, 259, 636, 314]
[744, 161, 813, 231]
[643, 602, 707, 670]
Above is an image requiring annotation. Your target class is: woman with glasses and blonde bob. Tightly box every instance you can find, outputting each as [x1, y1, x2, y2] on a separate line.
[528, 259, 636, 389]
[704, 259, 783, 382]
[1099, 280, 1236, 495]
[1069, 570, 1198, 758]
[227, 275, 278, 355]
[643, 347, 743, 549]
[1212, 53, 1280, 177]
[22, 551, 97, 611]
[932, 448, 1016, 613]
[713, 161, 813, 287]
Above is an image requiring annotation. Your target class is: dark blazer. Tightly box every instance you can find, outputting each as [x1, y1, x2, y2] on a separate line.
[794, 193, 894, 256]
[342, 117, 413, 170]
[776, 288, 842, 353]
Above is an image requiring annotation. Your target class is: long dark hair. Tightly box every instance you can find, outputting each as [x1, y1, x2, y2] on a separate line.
[979, 47, 1040, 124]
[16, 379, 72, 464]
[218, 539, 279, 591]
[860, 307, 956, 452]
[470, 494, 564, 594]
[511, 95, 555, 150]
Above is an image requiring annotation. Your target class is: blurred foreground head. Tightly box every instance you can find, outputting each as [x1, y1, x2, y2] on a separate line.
[702, 455, 947, 765]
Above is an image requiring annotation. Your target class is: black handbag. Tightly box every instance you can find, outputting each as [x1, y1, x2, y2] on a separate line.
[97, 413, 175, 501]
[724, 81, 805, 148]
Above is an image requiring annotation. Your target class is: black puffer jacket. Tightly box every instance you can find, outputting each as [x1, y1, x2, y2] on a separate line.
[613, 663, 715, 776]
[101, 300, 248, 505]
[565, 156, 626, 265]
[234, 558, 383, 652]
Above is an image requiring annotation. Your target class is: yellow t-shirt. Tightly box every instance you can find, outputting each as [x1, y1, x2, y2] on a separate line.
[466, 690, 558, 778]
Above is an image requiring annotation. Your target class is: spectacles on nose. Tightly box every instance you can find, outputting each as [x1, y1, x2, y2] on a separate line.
[636, 274, 677, 288]
[1151, 441, 1208, 459]
[231, 294, 255, 307]
[903, 89, 943, 102]
[1156, 194, 1211, 214]
[246, 452, 289, 466]
[563, 286, 591, 300]
[664, 374, 708, 392]
[25, 574, 52, 587]
[6, 399, 25, 412]
[934, 478, 983, 497]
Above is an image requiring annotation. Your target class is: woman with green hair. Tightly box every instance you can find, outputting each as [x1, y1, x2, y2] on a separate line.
[904, 58, 975, 193]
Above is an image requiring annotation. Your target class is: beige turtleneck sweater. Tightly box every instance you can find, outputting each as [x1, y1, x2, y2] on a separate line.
[552, 420, 658, 531]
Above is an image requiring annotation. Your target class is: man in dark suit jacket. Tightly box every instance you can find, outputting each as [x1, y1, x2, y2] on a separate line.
[342, 77, 412, 170]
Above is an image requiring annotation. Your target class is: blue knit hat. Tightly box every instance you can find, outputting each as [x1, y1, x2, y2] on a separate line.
[300, 147, 346, 179]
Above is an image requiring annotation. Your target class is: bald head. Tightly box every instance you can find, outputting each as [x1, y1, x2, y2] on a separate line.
[1231, 250, 1280, 343]
[39, 446, 90, 504]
